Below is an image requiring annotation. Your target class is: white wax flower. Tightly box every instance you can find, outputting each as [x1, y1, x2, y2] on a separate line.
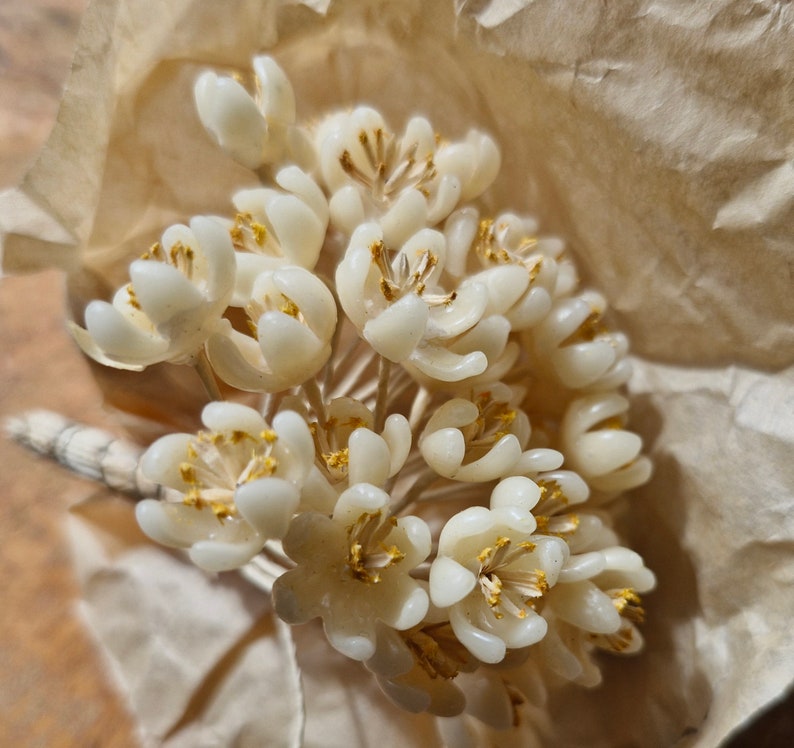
[315, 107, 499, 242]
[206, 265, 337, 393]
[366, 620, 474, 718]
[194, 56, 308, 169]
[135, 402, 314, 572]
[419, 387, 530, 482]
[531, 290, 632, 391]
[69, 216, 235, 370]
[228, 166, 329, 302]
[429, 502, 568, 664]
[561, 392, 653, 495]
[335, 222, 493, 382]
[273, 483, 432, 661]
[444, 208, 573, 330]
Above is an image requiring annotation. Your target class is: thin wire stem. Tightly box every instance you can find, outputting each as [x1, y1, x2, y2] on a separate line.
[374, 356, 391, 434]
[195, 349, 223, 402]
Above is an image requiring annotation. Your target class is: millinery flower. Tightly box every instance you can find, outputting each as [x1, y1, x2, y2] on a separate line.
[429, 501, 568, 664]
[273, 483, 431, 661]
[335, 222, 492, 381]
[529, 289, 632, 391]
[135, 402, 314, 571]
[537, 543, 656, 686]
[206, 265, 337, 392]
[419, 386, 529, 482]
[68, 216, 235, 370]
[227, 165, 329, 301]
[561, 392, 653, 496]
[315, 106, 499, 243]
[194, 55, 310, 170]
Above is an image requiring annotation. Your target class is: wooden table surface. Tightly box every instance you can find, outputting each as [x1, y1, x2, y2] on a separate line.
[0, 2, 790, 747]
[0, 1, 136, 745]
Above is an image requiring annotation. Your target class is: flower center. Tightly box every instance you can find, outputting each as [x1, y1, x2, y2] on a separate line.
[340, 127, 437, 204]
[477, 536, 548, 620]
[346, 510, 405, 583]
[179, 427, 279, 521]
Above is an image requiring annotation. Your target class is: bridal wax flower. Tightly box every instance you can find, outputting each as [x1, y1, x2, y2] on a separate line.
[135, 401, 313, 571]
[226, 165, 329, 301]
[68, 217, 235, 370]
[195, 55, 309, 170]
[273, 484, 431, 661]
[206, 264, 337, 392]
[315, 106, 499, 243]
[335, 222, 492, 381]
[429, 479, 569, 664]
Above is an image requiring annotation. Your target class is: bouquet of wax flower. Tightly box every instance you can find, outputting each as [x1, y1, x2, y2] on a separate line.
[8, 54, 658, 745]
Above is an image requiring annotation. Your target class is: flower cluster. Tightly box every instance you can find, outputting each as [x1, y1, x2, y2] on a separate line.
[67, 56, 655, 741]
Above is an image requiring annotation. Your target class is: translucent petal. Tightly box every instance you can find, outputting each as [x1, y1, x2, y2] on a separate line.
[381, 190, 428, 249]
[573, 430, 643, 477]
[490, 476, 541, 511]
[449, 605, 505, 664]
[551, 580, 621, 634]
[381, 414, 412, 476]
[364, 294, 428, 362]
[348, 428, 391, 486]
[235, 477, 299, 538]
[188, 536, 264, 572]
[83, 301, 169, 363]
[553, 340, 616, 388]
[453, 434, 522, 482]
[140, 432, 194, 487]
[266, 194, 325, 268]
[426, 282, 487, 339]
[419, 427, 466, 477]
[253, 55, 296, 124]
[128, 260, 203, 326]
[275, 165, 329, 223]
[201, 401, 266, 435]
[409, 344, 487, 382]
[429, 555, 477, 608]
[194, 72, 266, 169]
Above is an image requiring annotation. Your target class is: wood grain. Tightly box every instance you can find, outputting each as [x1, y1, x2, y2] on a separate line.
[0, 2, 137, 746]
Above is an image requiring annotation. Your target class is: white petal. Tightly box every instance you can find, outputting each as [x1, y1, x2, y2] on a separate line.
[364, 294, 428, 362]
[189, 536, 264, 572]
[275, 165, 329, 223]
[573, 430, 643, 477]
[381, 414, 412, 476]
[419, 427, 465, 477]
[551, 580, 621, 634]
[253, 56, 296, 124]
[449, 605, 505, 664]
[333, 483, 390, 522]
[553, 340, 616, 388]
[266, 194, 325, 268]
[140, 433, 194, 486]
[558, 551, 608, 583]
[348, 428, 391, 486]
[194, 72, 266, 169]
[83, 301, 169, 363]
[490, 476, 541, 511]
[189, 215, 236, 301]
[409, 344, 487, 382]
[128, 260, 203, 325]
[453, 434, 522, 482]
[201, 401, 266, 434]
[381, 190, 428, 248]
[272, 410, 315, 483]
[329, 186, 365, 236]
[426, 282, 487, 339]
[235, 477, 299, 538]
[429, 556, 477, 608]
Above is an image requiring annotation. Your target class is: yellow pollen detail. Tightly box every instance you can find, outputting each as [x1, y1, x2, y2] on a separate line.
[126, 284, 141, 310]
[261, 429, 278, 443]
[324, 448, 349, 470]
[179, 463, 198, 485]
[250, 222, 267, 245]
[279, 295, 300, 318]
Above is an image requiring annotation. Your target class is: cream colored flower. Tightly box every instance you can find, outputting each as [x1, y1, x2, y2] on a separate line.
[135, 402, 314, 571]
[419, 386, 529, 482]
[561, 392, 653, 496]
[227, 165, 329, 301]
[429, 501, 568, 664]
[273, 483, 431, 661]
[69, 216, 235, 370]
[335, 222, 492, 382]
[206, 265, 337, 393]
[316, 106, 499, 243]
[194, 56, 309, 170]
